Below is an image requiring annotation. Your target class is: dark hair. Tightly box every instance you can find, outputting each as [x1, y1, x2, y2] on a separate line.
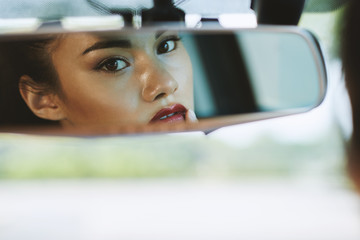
[341, 0, 360, 183]
[0, 35, 60, 126]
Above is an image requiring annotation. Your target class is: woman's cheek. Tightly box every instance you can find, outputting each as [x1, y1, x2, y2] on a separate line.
[163, 53, 192, 83]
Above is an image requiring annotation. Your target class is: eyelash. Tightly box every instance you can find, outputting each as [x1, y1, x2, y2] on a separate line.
[93, 35, 181, 73]
[95, 57, 130, 73]
[157, 35, 181, 55]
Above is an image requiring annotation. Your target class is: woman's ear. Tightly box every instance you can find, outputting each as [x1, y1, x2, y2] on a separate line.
[19, 75, 65, 121]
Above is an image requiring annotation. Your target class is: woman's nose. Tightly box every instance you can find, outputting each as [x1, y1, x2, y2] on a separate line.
[141, 63, 179, 102]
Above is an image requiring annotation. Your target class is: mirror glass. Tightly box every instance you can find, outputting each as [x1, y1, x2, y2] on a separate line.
[0, 28, 325, 132]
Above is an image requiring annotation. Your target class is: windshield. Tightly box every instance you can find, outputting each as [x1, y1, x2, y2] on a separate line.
[0, 0, 252, 18]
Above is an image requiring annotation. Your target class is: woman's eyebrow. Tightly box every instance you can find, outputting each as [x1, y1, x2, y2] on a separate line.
[155, 31, 166, 39]
[82, 40, 132, 55]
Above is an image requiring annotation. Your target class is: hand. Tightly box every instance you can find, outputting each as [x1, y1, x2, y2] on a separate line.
[185, 109, 198, 123]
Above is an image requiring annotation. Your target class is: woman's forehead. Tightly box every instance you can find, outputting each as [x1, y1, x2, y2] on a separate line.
[52, 31, 178, 57]
[68, 31, 171, 42]
[68, 31, 177, 42]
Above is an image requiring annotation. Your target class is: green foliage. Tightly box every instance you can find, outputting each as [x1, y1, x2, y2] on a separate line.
[299, 6, 346, 59]
[0, 127, 345, 180]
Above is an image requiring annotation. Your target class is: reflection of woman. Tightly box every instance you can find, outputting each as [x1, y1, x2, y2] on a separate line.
[0, 31, 196, 127]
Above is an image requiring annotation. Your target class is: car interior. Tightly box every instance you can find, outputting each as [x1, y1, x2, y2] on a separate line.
[0, 1, 358, 240]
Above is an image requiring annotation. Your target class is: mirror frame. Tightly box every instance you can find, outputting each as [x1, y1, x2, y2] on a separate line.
[0, 25, 327, 136]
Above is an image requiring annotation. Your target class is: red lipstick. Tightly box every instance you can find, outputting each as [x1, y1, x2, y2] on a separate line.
[150, 104, 187, 124]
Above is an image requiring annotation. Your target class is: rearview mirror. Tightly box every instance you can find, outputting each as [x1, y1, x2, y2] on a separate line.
[0, 26, 326, 135]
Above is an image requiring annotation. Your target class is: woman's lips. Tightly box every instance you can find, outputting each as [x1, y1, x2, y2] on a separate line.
[150, 104, 187, 124]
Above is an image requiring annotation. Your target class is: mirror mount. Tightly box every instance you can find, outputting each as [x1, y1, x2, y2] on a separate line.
[251, 0, 305, 25]
[141, 0, 186, 26]
[86, 0, 186, 28]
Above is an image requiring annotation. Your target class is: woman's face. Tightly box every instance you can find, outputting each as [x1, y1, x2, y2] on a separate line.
[49, 31, 193, 127]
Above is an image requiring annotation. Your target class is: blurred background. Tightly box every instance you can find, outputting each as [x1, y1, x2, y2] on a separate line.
[0, 1, 359, 240]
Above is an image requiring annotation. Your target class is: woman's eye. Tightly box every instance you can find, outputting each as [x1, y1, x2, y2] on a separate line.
[157, 39, 177, 55]
[98, 58, 129, 72]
